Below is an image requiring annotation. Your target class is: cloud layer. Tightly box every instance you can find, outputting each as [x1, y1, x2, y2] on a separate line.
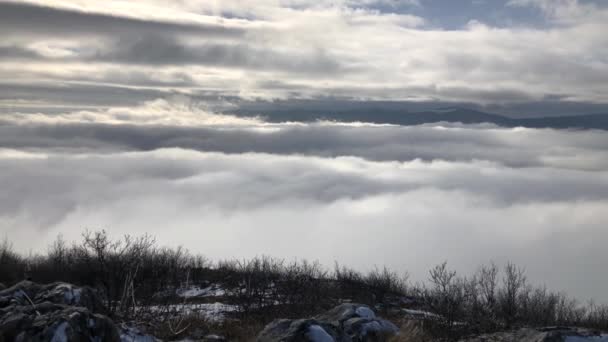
[1, 103, 608, 301]
[1, 0, 608, 111]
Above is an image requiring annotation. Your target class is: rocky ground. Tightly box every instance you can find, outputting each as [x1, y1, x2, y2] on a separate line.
[0, 281, 121, 341]
[257, 303, 399, 341]
[1, 280, 607, 341]
[0, 280, 400, 341]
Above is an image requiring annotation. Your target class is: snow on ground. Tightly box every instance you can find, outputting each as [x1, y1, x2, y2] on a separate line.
[176, 284, 226, 299]
[402, 308, 442, 320]
[119, 325, 157, 342]
[142, 302, 238, 322]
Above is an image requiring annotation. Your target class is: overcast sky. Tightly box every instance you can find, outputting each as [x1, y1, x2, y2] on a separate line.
[2, 0, 608, 115]
[1, 0, 608, 302]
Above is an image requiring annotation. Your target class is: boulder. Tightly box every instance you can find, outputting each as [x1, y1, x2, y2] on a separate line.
[257, 319, 344, 342]
[0, 281, 121, 342]
[0, 280, 106, 314]
[1, 306, 120, 341]
[0, 283, 5, 291]
[257, 303, 399, 342]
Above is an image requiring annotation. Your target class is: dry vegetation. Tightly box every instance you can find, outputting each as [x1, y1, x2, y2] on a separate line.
[1, 231, 607, 340]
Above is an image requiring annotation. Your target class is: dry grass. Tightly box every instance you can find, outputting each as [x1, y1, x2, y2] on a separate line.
[390, 320, 436, 342]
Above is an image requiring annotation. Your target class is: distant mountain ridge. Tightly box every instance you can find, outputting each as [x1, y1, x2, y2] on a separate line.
[237, 107, 608, 130]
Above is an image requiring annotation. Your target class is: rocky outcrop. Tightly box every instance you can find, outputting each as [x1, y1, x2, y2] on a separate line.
[461, 326, 608, 342]
[0, 281, 120, 341]
[0, 284, 5, 291]
[257, 303, 399, 342]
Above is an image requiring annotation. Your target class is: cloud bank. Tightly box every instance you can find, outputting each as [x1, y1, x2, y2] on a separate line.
[1, 100, 608, 301]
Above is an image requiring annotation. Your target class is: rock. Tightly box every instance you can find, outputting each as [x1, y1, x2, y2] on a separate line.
[0, 280, 106, 314]
[461, 327, 608, 342]
[0, 306, 120, 341]
[36, 282, 107, 314]
[257, 319, 343, 342]
[0, 281, 121, 342]
[257, 303, 399, 342]
[0, 283, 5, 291]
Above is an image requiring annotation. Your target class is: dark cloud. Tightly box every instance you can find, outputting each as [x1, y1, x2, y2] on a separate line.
[0, 1, 244, 39]
[93, 35, 344, 74]
[0, 45, 45, 59]
[0, 82, 175, 108]
[1, 118, 607, 172]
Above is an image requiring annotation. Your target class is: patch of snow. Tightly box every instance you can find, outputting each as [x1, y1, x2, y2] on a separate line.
[50, 321, 69, 342]
[120, 325, 157, 342]
[403, 308, 441, 320]
[306, 325, 334, 342]
[355, 306, 375, 319]
[141, 302, 238, 322]
[176, 284, 226, 298]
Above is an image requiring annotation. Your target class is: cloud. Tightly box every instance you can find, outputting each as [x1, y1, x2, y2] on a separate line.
[0, 1, 246, 39]
[1, 0, 607, 107]
[1, 97, 607, 301]
[1, 146, 608, 301]
[92, 35, 346, 75]
[506, 0, 606, 24]
[2, 100, 608, 170]
[1, 98, 260, 126]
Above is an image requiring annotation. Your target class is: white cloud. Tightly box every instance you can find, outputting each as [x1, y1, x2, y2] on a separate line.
[1, 118, 608, 301]
[2, 97, 262, 126]
[1, 0, 608, 105]
[506, 0, 602, 24]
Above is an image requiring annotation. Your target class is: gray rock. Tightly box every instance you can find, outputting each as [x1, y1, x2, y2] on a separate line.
[257, 304, 399, 342]
[2, 306, 120, 341]
[0, 281, 120, 342]
[0, 283, 5, 291]
[0, 280, 106, 314]
[258, 318, 343, 342]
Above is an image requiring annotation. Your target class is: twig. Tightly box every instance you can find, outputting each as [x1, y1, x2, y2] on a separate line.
[20, 289, 41, 316]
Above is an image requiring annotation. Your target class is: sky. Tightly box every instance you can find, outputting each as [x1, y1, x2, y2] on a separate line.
[1, 0, 608, 302]
[2, 0, 608, 115]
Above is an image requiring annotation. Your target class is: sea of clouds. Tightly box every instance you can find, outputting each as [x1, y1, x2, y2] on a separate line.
[1, 99, 608, 301]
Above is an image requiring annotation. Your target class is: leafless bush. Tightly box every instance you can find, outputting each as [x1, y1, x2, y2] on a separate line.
[3, 232, 608, 337]
[0, 237, 24, 284]
[497, 262, 526, 327]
